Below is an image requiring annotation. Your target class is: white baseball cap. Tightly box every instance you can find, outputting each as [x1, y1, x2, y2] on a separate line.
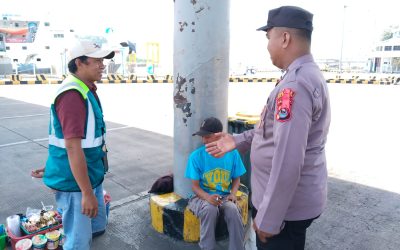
[67, 39, 115, 63]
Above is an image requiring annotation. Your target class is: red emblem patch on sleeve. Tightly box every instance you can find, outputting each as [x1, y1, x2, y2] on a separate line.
[275, 88, 295, 122]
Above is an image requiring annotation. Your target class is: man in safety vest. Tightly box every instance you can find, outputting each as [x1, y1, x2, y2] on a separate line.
[43, 39, 114, 250]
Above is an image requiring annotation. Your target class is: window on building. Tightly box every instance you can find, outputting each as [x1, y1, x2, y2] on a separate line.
[22, 46, 27, 50]
[54, 34, 65, 38]
[45, 46, 50, 49]
[15, 23, 19, 27]
[394, 45, 400, 51]
[376, 46, 382, 51]
[6, 46, 10, 50]
[44, 22, 50, 26]
[384, 46, 392, 51]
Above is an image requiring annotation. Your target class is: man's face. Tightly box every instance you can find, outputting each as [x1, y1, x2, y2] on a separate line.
[266, 28, 284, 68]
[79, 57, 106, 82]
[201, 133, 221, 144]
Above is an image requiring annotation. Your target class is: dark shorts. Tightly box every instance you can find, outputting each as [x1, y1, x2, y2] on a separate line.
[252, 207, 318, 250]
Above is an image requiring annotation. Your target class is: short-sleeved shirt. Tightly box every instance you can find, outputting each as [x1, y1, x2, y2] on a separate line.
[55, 81, 100, 139]
[185, 146, 246, 195]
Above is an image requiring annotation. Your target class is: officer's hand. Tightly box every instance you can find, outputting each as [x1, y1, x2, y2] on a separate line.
[253, 221, 275, 243]
[206, 194, 223, 207]
[205, 132, 235, 157]
[81, 192, 98, 218]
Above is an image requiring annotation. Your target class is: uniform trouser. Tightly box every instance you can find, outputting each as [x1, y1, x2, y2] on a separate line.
[252, 207, 317, 250]
[55, 184, 107, 250]
[188, 196, 245, 250]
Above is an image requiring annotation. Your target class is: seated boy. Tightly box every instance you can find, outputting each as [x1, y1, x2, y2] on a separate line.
[185, 117, 246, 250]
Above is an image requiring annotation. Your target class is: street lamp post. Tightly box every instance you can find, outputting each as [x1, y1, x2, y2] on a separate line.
[339, 5, 347, 73]
[121, 48, 125, 76]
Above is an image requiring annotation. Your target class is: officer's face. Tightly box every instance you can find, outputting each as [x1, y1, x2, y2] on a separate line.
[266, 28, 284, 68]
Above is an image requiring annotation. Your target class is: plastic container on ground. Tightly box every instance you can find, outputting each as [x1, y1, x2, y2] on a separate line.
[45, 230, 60, 249]
[0, 224, 7, 250]
[14, 238, 32, 250]
[31, 234, 47, 249]
[7, 221, 62, 250]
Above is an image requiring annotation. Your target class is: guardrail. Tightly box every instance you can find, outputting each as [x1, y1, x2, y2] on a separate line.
[1, 74, 399, 85]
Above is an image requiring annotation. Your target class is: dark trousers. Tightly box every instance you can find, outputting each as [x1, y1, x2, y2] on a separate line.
[252, 207, 317, 250]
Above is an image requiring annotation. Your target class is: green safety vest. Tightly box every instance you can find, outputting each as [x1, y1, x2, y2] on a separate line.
[43, 75, 106, 192]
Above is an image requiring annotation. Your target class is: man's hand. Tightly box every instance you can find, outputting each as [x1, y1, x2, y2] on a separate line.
[81, 192, 98, 218]
[31, 168, 45, 178]
[206, 194, 223, 207]
[227, 193, 237, 203]
[205, 132, 236, 157]
[253, 221, 275, 243]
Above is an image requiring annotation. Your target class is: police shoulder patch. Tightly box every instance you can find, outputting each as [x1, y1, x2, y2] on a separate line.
[275, 88, 295, 122]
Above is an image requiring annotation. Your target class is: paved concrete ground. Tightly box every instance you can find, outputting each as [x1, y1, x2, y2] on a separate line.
[1, 83, 400, 249]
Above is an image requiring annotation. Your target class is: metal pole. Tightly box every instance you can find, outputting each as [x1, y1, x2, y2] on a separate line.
[173, 0, 230, 198]
[64, 50, 67, 75]
[121, 49, 125, 76]
[339, 5, 347, 73]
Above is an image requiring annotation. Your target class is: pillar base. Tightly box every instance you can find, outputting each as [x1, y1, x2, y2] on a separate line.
[149, 184, 249, 242]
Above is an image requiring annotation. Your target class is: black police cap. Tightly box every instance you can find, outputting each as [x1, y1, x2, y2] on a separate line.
[257, 6, 313, 32]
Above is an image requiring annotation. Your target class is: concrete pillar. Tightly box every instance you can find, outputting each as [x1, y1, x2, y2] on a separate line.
[173, 0, 230, 198]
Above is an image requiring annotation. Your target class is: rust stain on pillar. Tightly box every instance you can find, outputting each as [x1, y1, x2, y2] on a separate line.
[178, 21, 188, 32]
[174, 74, 194, 125]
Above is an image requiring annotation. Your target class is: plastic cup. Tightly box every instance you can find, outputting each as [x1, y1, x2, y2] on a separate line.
[15, 238, 32, 250]
[6, 214, 21, 237]
[32, 234, 47, 250]
[45, 230, 60, 250]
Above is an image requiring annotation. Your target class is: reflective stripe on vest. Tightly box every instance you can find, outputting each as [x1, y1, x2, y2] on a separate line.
[48, 76, 104, 148]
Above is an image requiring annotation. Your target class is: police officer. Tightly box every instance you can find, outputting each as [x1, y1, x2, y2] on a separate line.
[206, 6, 331, 250]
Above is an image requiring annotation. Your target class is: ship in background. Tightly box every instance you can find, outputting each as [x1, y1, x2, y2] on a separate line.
[368, 30, 400, 73]
[0, 13, 161, 77]
[0, 13, 77, 76]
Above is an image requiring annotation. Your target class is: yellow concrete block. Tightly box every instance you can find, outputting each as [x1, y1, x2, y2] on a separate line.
[152, 192, 181, 206]
[183, 207, 200, 242]
[236, 190, 249, 225]
[150, 198, 164, 233]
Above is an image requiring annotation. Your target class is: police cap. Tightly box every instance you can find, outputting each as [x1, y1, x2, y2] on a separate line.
[257, 6, 313, 32]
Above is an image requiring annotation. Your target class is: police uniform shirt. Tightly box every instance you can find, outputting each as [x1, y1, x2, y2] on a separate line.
[234, 54, 331, 234]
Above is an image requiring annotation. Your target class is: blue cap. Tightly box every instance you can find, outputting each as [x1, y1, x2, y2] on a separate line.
[257, 6, 313, 32]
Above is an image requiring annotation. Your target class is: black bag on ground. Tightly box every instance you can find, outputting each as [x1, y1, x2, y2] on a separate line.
[149, 174, 173, 194]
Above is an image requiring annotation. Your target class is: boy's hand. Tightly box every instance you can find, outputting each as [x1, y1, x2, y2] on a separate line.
[206, 194, 223, 206]
[227, 193, 237, 203]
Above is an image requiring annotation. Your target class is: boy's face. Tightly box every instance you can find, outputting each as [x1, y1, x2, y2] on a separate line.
[201, 133, 221, 144]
